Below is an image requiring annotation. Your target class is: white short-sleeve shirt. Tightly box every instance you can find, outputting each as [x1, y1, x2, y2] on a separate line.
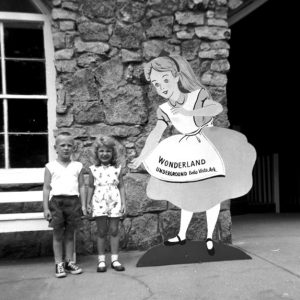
[46, 160, 83, 199]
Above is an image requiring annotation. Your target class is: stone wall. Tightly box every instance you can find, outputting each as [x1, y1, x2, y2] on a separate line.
[0, 0, 233, 257]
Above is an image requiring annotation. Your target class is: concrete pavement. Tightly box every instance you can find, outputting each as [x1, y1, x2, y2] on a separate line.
[1, 213, 300, 300]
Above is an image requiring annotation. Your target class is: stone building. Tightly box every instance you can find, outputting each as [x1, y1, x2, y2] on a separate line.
[0, 0, 266, 257]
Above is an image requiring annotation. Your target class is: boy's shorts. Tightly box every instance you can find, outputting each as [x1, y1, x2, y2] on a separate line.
[49, 195, 82, 230]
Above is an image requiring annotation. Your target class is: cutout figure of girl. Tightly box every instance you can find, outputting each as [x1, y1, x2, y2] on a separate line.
[129, 54, 256, 254]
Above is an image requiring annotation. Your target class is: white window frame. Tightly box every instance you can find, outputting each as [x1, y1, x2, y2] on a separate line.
[0, 8, 56, 183]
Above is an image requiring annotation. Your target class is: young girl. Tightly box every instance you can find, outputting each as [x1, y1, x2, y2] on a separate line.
[129, 54, 256, 254]
[87, 136, 126, 271]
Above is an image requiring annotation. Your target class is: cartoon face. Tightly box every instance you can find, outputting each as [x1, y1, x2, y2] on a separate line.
[55, 135, 74, 160]
[150, 69, 179, 100]
[97, 146, 113, 165]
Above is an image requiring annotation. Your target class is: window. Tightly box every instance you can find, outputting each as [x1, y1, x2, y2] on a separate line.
[0, 0, 56, 178]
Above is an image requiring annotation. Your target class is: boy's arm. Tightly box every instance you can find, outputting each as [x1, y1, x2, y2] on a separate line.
[86, 168, 95, 213]
[118, 169, 126, 214]
[78, 169, 87, 216]
[43, 167, 52, 221]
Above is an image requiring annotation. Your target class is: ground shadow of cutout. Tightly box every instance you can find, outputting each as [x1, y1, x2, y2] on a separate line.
[137, 241, 251, 267]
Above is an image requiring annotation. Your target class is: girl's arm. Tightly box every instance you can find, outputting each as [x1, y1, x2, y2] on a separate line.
[171, 89, 223, 117]
[86, 168, 95, 213]
[118, 168, 126, 214]
[43, 167, 52, 221]
[78, 168, 87, 216]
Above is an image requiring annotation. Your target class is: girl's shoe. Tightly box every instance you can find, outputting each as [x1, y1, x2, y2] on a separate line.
[111, 261, 125, 271]
[206, 238, 215, 256]
[97, 261, 107, 272]
[164, 235, 186, 246]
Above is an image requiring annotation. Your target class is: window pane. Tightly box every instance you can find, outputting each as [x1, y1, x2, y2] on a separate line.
[8, 99, 47, 132]
[6, 60, 46, 94]
[0, 134, 4, 168]
[0, 0, 40, 13]
[4, 24, 44, 59]
[9, 134, 48, 168]
[0, 100, 3, 132]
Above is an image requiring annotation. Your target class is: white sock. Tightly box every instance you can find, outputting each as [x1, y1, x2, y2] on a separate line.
[111, 254, 121, 266]
[98, 255, 105, 262]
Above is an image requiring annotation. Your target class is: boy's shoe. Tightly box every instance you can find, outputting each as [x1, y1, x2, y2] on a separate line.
[55, 262, 67, 278]
[65, 261, 83, 275]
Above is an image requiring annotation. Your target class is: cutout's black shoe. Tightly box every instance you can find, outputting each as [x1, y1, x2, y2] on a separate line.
[111, 261, 125, 272]
[164, 235, 186, 246]
[206, 238, 215, 256]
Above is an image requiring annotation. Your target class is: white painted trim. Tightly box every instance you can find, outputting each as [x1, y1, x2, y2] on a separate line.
[0, 168, 44, 184]
[0, 95, 48, 99]
[31, 0, 52, 16]
[0, 213, 51, 232]
[0, 191, 42, 203]
[0, 12, 46, 22]
[43, 17, 57, 162]
[0, 212, 45, 220]
[0, 5, 57, 169]
[0, 22, 9, 168]
[228, 0, 270, 27]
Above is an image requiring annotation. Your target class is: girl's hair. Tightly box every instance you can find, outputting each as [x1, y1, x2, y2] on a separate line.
[93, 136, 118, 167]
[144, 55, 206, 93]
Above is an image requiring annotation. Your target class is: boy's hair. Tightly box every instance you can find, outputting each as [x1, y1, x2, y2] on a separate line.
[55, 131, 74, 144]
[93, 136, 118, 167]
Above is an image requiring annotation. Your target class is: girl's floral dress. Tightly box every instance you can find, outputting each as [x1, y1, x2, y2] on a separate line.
[90, 165, 122, 217]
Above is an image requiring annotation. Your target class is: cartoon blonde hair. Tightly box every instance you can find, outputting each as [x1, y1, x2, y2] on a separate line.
[144, 55, 206, 93]
[93, 135, 118, 167]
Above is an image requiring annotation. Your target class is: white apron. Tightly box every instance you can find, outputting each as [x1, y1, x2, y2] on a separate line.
[143, 89, 226, 183]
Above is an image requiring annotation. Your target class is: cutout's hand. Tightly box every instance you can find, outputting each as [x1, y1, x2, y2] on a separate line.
[171, 107, 190, 116]
[128, 156, 144, 169]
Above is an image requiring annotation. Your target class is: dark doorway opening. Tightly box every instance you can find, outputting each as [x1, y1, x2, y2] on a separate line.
[227, 0, 298, 214]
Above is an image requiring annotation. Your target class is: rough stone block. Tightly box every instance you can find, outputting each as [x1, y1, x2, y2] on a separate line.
[127, 214, 162, 250]
[78, 22, 110, 42]
[116, 1, 146, 23]
[101, 84, 148, 125]
[195, 26, 231, 40]
[110, 22, 145, 50]
[74, 38, 110, 54]
[146, 16, 174, 38]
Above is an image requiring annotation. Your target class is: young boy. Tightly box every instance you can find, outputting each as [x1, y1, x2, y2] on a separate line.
[43, 132, 87, 278]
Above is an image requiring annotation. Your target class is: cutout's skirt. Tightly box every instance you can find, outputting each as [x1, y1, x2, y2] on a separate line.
[145, 127, 256, 212]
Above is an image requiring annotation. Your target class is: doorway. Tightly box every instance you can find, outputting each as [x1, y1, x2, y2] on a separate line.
[227, 0, 297, 213]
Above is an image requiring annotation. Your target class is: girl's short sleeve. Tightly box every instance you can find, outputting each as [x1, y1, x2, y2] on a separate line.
[157, 107, 171, 126]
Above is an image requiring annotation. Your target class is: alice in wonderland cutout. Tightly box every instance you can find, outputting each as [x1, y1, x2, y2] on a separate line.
[129, 54, 256, 262]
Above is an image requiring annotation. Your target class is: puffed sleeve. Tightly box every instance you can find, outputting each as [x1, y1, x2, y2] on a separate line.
[196, 87, 210, 107]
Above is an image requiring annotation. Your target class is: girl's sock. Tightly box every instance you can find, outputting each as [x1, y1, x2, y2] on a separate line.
[98, 255, 105, 263]
[98, 255, 106, 267]
[111, 254, 121, 266]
